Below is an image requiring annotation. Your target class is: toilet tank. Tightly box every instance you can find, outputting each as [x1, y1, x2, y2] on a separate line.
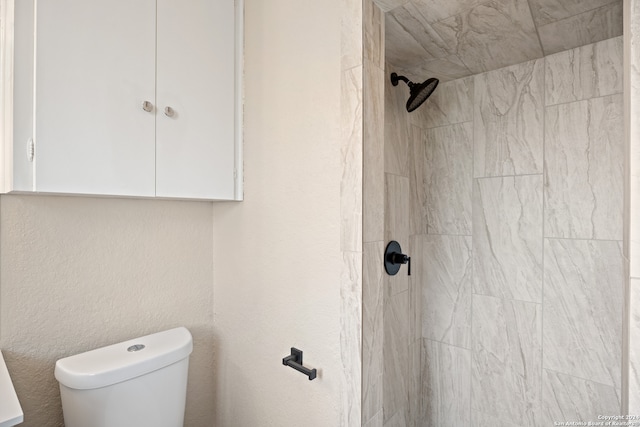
[55, 327, 193, 427]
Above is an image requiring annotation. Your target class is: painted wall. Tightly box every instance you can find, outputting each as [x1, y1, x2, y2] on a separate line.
[0, 1, 365, 426]
[211, 0, 363, 425]
[414, 36, 624, 425]
[0, 195, 215, 426]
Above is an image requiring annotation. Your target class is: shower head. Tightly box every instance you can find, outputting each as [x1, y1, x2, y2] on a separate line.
[390, 72, 439, 112]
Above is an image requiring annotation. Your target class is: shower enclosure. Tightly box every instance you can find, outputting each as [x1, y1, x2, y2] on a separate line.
[361, 0, 638, 425]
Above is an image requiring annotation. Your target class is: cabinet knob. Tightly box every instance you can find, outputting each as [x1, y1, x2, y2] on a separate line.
[164, 106, 175, 117]
[142, 101, 153, 112]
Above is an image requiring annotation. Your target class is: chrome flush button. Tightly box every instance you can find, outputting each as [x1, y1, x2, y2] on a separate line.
[127, 344, 145, 352]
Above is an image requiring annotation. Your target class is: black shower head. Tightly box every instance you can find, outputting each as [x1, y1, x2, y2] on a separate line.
[390, 72, 439, 112]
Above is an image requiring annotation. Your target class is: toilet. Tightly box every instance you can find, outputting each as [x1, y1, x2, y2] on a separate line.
[54, 327, 193, 427]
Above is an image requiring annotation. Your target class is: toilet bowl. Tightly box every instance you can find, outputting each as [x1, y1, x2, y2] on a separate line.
[55, 327, 193, 427]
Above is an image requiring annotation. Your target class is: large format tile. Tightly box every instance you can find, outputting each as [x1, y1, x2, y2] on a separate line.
[373, 0, 409, 13]
[401, 55, 473, 84]
[631, 0, 640, 279]
[387, 3, 450, 60]
[410, 0, 482, 24]
[421, 234, 472, 348]
[543, 239, 623, 389]
[473, 175, 543, 303]
[538, 2, 623, 56]
[363, 242, 385, 425]
[340, 251, 363, 427]
[385, 174, 410, 295]
[409, 126, 427, 236]
[422, 339, 471, 427]
[407, 340, 421, 427]
[471, 295, 541, 426]
[631, 278, 640, 413]
[542, 369, 621, 424]
[364, 411, 384, 427]
[383, 409, 407, 427]
[474, 58, 544, 177]
[384, 69, 410, 176]
[420, 76, 474, 128]
[545, 36, 623, 106]
[424, 122, 473, 235]
[364, 60, 385, 243]
[383, 290, 410, 424]
[364, 0, 384, 69]
[472, 411, 526, 427]
[409, 235, 423, 344]
[544, 94, 623, 240]
[431, 0, 542, 74]
[341, 66, 363, 253]
[385, 13, 431, 71]
[528, 0, 620, 26]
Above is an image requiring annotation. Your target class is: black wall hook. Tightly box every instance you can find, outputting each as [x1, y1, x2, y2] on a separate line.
[384, 240, 411, 276]
[283, 348, 317, 380]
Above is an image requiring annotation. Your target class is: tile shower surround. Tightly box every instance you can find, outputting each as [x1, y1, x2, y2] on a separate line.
[378, 36, 624, 426]
[382, 0, 622, 84]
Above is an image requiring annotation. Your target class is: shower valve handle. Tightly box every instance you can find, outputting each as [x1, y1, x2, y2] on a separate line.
[390, 253, 411, 276]
[384, 241, 411, 276]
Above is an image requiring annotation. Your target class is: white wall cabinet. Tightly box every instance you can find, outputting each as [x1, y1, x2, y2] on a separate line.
[0, 0, 243, 200]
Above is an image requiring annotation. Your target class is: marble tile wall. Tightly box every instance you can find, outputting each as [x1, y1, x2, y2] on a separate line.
[473, 175, 543, 303]
[630, 0, 640, 283]
[380, 25, 432, 427]
[422, 339, 471, 426]
[420, 234, 472, 348]
[411, 36, 625, 425]
[363, 0, 385, 425]
[363, 0, 429, 424]
[473, 58, 544, 178]
[545, 37, 623, 106]
[471, 295, 542, 426]
[379, 0, 622, 83]
[631, 279, 640, 413]
[342, 0, 363, 424]
[537, 2, 623, 56]
[628, 0, 640, 415]
[543, 239, 623, 390]
[544, 94, 624, 240]
[382, 67, 415, 426]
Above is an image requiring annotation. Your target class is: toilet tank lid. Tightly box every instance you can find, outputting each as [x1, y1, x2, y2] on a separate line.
[54, 327, 193, 390]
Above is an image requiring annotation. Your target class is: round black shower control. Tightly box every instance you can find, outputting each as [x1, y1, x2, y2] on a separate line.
[384, 240, 411, 276]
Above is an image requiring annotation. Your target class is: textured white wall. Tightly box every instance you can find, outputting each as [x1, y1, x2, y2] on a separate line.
[211, 0, 348, 425]
[0, 1, 359, 426]
[0, 195, 215, 426]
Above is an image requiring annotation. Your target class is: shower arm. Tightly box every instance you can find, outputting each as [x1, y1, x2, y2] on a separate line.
[390, 72, 411, 87]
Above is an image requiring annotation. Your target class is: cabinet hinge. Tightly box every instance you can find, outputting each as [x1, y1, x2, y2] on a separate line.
[27, 138, 35, 162]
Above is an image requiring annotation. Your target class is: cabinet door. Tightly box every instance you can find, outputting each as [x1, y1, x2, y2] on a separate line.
[156, 0, 237, 200]
[35, 0, 156, 196]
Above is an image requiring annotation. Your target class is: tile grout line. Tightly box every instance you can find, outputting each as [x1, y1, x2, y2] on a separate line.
[475, 172, 544, 180]
[422, 119, 474, 132]
[470, 290, 542, 306]
[523, 0, 546, 56]
[535, 1, 623, 31]
[545, 90, 624, 108]
[544, 236, 624, 244]
[540, 52, 547, 424]
[469, 71, 476, 426]
[543, 366, 619, 390]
